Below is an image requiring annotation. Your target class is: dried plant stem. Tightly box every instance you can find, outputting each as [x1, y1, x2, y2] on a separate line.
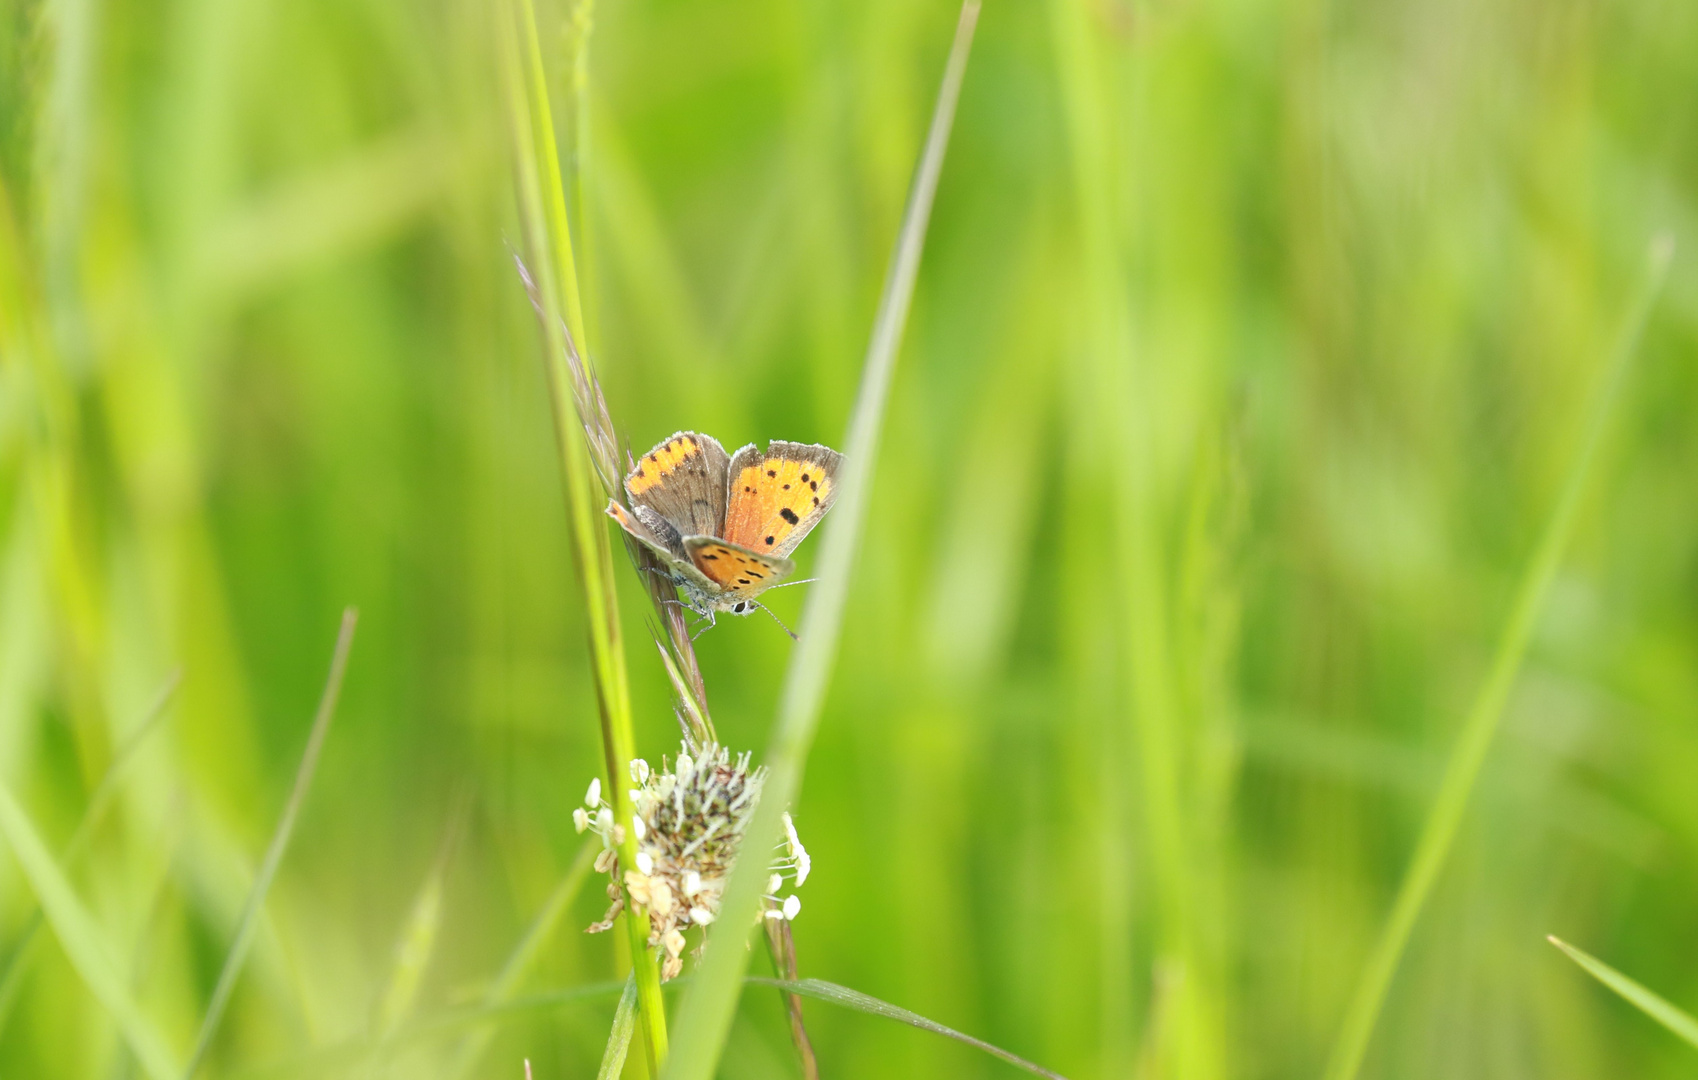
[764, 919, 819, 1080]
[497, 0, 668, 1066]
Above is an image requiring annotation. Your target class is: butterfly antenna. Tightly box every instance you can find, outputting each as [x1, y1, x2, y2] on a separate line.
[761, 577, 817, 591]
[752, 601, 799, 641]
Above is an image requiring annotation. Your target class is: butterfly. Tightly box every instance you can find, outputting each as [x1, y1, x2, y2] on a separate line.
[606, 431, 843, 631]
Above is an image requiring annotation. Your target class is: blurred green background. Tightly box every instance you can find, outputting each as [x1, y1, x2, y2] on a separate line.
[2, 0, 1697, 1076]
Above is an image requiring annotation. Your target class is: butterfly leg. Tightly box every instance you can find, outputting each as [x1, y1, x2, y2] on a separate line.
[689, 610, 718, 641]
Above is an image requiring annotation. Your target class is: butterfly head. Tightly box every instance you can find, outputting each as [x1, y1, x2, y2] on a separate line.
[673, 578, 757, 618]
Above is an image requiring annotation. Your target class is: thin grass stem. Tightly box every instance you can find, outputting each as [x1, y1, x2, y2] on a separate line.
[1321, 236, 1675, 1080]
[1547, 935, 1698, 1051]
[0, 667, 180, 1029]
[445, 838, 601, 1078]
[498, 0, 669, 1064]
[0, 774, 181, 1080]
[662, 5, 980, 1076]
[183, 607, 358, 1079]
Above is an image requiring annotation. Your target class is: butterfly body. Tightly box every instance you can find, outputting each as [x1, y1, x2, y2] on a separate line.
[608, 432, 842, 622]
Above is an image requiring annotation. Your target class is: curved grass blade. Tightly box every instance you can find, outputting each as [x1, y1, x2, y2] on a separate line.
[1322, 237, 1676, 1080]
[747, 978, 1068, 1080]
[1548, 936, 1698, 1051]
[0, 777, 181, 1080]
[183, 607, 358, 1079]
[662, 5, 980, 1077]
[0, 667, 180, 1030]
[596, 975, 640, 1079]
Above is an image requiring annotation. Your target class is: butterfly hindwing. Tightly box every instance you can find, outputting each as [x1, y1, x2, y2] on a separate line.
[606, 500, 719, 593]
[625, 432, 730, 540]
[722, 441, 842, 558]
[683, 537, 794, 598]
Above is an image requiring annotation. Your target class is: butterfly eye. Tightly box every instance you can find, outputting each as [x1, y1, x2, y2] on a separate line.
[732, 602, 747, 613]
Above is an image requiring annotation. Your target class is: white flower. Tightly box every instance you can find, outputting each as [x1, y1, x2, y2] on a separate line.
[573, 808, 589, 833]
[585, 778, 601, 807]
[782, 811, 811, 886]
[579, 742, 810, 981]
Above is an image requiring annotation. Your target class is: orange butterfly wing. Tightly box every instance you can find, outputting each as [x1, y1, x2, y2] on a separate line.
[684, 538, 793, 598]
[721, 442, 843, 558]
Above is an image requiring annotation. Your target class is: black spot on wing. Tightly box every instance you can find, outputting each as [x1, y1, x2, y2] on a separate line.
[764, 536, 774, 545]
[780, 507, 800, 525]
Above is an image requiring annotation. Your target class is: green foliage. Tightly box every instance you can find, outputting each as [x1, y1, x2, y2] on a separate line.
[1, 0, 1696, 1076]
[1548, 937, 1698, 1052]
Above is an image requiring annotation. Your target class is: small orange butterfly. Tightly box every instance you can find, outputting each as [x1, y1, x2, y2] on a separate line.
[606, 432, 842, 631]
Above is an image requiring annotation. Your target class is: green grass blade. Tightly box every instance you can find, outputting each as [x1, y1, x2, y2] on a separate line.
[1322, 236, 1675, 1080]
[1547, 936, 1698, 1050]
[183, 607, 358, 1079]
[0, 776, 181, 1080]
[0, 667, 179, 1030]
[596, 975, 640, 1080]
[497, 0, 669, 1063]
[748, 978, 1068, 1080]
[373, 798, 466, 1037]
[662, 5, 980, 1077]
[445, 838, 600, 1079]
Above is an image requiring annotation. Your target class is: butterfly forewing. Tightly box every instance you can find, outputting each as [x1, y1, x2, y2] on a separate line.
[624, 432, 730, 539]
[683, 537, 794, 597]
[722, 441, 842, 558]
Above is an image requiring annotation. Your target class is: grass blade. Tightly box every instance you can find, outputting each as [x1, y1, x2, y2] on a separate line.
[1547, 936, 1698, 1050]
[373, 797, 468, 1038]
[596, 975, 640, 1079]
[746, 978, 1068, 1080]
[0, 776, 182, 1080]
[497, 0, 670, 1063]
[0, 667, 180, 1029]
[662, 5, 980, 1077]
[183, 607, 358, 1079]
[1322, 236, 1675, 1080]
[445, 837, 600, 1079]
